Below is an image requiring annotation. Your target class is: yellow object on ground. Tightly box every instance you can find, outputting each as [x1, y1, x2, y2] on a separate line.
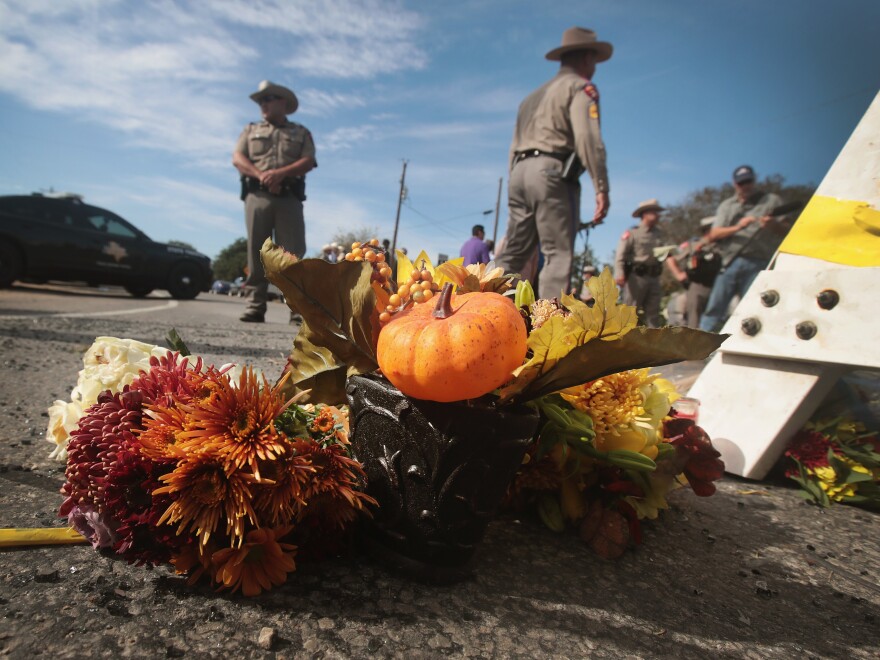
[0, 527, 86, 547]
[779, 195, 880, 266]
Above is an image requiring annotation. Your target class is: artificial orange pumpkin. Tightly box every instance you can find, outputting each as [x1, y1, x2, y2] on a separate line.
[376, 283, 527, 402]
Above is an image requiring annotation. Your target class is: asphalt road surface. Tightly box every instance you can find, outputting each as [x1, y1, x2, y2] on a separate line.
[0, 282, 878, 658]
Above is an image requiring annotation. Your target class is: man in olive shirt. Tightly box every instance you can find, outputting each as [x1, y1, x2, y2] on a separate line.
[496, 27, 611, 300]
[614, 199, 672, 328]
[699, 165, 790, 331]
[233, 80, 316, 323]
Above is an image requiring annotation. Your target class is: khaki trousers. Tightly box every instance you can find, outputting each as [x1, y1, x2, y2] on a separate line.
[497, 156, 580, 300]
[244, 192, 305, 314]
[623, 273, 662, 328]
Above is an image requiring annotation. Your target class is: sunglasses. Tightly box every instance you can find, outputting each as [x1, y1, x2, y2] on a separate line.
[258, 95, 283, 104]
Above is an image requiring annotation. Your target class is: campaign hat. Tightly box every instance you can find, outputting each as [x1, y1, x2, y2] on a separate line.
[250, 80, 298, 115]
[545, 27, 613, 62]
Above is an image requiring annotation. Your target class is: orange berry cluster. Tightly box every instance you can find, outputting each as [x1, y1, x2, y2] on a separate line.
[342, 239, 441, 325]
[343, 238, 393, 283]
[378, 267, 441, 324]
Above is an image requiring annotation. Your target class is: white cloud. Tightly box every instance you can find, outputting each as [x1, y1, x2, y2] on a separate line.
[209, 0, 427, 79]
[318, 125, 378, 152]
[297, 89, 367, 116]
[0, 0, 427, 165]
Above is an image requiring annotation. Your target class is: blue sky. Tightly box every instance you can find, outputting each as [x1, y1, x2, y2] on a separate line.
[1, 0, 878, 269]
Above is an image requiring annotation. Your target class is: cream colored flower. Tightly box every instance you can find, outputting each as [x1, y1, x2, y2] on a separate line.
[46, 399, 84, 460]
[47, 337, 169, 459]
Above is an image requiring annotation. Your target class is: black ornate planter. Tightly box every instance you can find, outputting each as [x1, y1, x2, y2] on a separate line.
[346, 373, 540, 583]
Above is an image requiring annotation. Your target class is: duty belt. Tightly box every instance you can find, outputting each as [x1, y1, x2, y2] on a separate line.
[630, 262, 663, 277]
[513, 149, 568, 165]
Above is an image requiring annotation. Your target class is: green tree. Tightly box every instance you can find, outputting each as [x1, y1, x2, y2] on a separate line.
[212, 237, 248, 281]
[167, 240, 197, 251]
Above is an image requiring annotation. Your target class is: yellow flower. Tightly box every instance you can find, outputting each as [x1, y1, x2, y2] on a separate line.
[810, 462, 870, 502]
[562, 370, 651, 436]
[562, 369, 679, 461]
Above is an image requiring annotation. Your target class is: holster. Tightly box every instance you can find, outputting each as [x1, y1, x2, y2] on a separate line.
[561, 152, 585, 182]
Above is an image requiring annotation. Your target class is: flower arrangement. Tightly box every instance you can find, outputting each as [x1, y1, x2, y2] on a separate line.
[34, 239, 728, 594]
[52, 339, 373, 595]
[261, 238, 728, 564]
[782, 417, 880, 509]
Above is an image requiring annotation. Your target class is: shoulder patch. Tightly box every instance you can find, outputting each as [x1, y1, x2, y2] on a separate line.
[589, 104, 599, 120]
[583, 83, 599, 101]
[679, 241, 689, 250]
[621, 230, 631, 240]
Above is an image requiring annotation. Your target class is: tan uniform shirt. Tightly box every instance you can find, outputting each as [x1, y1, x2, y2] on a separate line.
[614, 224, 666, 280]
[234, 119, 316, 172]
[508, 65, 609, 193]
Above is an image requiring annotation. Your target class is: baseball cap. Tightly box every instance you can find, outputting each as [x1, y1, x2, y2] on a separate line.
[733, 165, 755, 184]
[582, 265, 597, 274]
[699, 216, 715, 228]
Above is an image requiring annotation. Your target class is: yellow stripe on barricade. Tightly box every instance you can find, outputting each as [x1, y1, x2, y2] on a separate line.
[779, 194, 880, 267]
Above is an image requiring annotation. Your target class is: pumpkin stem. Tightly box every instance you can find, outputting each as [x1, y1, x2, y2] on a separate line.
[432, 283, 455, 319]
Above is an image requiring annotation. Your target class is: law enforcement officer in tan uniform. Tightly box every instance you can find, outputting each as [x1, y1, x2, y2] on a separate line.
[495, 27, 611, 300]
[614, 199, 673, 328]
[233, 80, 316, 323]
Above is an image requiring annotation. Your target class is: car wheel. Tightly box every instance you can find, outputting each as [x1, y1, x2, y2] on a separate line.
[166, 262, 202, 300]
[125, 285, 154, 298]
[0, 241, 23, 288]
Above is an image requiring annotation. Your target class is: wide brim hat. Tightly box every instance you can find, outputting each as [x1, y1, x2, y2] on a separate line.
[545, 27, 613, 62]
[699, 216, 716, 228]
[250, 80, 298, 115]
[632, 198, 666, 218]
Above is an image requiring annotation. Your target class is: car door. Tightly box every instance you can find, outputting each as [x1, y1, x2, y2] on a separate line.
[74, 205, 151, 285]
[0, 197, 95, 279]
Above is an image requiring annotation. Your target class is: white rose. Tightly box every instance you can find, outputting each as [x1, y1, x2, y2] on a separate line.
[48, 337, 169, 460]
[46, 399, 84, 460]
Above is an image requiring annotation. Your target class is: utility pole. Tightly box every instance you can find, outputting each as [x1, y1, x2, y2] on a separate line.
[390, 160, 408, 260]
[491, 177, 503, 245]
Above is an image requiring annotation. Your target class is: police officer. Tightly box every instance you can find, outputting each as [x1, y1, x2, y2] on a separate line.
[496, 27, 611, 300]
[670, 217, 722, 328]
[614, 199, 671, 328]
[233, 80, 316, 323]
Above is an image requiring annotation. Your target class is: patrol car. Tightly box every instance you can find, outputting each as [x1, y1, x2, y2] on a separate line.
[0, 193, 212, 299]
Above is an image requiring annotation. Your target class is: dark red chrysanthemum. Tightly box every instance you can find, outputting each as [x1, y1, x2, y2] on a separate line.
[663, 418, 725, 496]
[102, 448, 188, 565]
[59, 389, 145, 518]
[130, 351, 208, 408]
[784, 430, 833, 471]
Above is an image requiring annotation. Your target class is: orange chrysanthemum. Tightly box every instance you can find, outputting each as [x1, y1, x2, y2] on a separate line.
[291, 439, 376, 523]
[170, 538, 217, 585]
[154, 453, 257, 546]
[252, 444, 314, 526]
[136, 404, 188, 460]
[211, 526, 297, 596]
[177, 367, 288, 479]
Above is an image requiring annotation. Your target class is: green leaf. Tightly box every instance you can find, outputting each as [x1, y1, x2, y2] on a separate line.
[261, 239, 379, 405]
[165, 328, 191, 357]
[501, 326, 727, 405]
[605, 449, 657, 472]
